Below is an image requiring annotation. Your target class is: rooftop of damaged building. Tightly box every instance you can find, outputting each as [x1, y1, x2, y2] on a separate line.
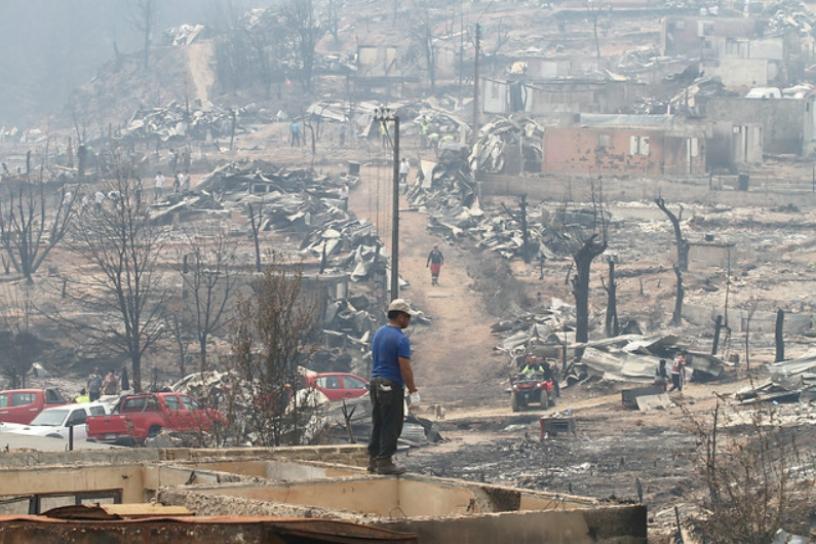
[0, 445, 647, 544]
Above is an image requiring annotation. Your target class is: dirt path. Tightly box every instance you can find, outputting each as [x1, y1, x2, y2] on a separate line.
[348, 166, 503, 407]
[187, 41, 215, 107]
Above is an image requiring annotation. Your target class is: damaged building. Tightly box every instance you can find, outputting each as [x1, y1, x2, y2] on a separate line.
[0, 446, 647, 544]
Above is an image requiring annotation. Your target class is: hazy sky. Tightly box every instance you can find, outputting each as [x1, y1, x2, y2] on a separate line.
[0, 0, 273, 126]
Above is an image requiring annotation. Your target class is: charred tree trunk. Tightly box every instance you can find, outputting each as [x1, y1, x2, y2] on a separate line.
[775, 309, 785, 362]
[571, 234, 607, 347]
[248, 203, 263, 273]
[672, 265, 684, 326]
[604, 259, 619, 337]
[655, 197, 689, 272]
[712, 314, 723, 355]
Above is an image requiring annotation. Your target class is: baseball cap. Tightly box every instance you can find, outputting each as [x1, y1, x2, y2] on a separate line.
[387, 298, 416, 315]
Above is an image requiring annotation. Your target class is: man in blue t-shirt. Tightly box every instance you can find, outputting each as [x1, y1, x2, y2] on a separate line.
[368, 298, 418, 475]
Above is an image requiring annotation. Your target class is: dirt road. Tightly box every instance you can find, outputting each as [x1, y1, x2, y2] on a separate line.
[348, 166, 504, 407]
[187, 41, 215, 107]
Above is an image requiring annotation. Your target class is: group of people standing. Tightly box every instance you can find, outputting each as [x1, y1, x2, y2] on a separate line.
[153, 169, 191, 200]
[76, 367, 129, 403]
[655, 353, 688, 392]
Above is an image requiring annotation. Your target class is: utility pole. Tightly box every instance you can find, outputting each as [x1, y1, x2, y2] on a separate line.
[520, 194, 530, 263]
[472, 23, 481, 137]
[375, 108, 401, 300]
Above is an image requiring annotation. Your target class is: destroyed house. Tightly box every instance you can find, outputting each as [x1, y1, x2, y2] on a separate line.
[702, 93, 816, 155]
[356, 45, 400, 80]
[541, 115, 706, 176]
[661, 16, 762, 57]
[0, 446, 648, 544]
[482, 78, 647, 115]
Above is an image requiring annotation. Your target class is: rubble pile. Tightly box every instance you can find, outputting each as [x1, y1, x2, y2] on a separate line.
[409, 166, 575, 261]
[493, 300, 576, 357]
[469, 116, 544, 175]
[414, 109, 471, 145]
[148, 191, 224, 225]
[736, 352, 816, 404]
[572, 335, 724, 385]
[765, 0, 816, 34]
[491, 302, 725, 386]
[189, 161, 427, 378]
[121, 102, 249, 143]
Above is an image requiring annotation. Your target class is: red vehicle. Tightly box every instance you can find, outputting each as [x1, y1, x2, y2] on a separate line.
[0, 388, 67, 424]
[509, 377, 555, 412]
[307, 372, 369, 402]
[86, 392, 224, 446]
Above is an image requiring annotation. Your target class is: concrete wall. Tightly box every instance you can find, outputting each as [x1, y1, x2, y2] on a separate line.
[687, 243, 734, 270]
[380, 506, 647, 544]
[662, 16, 760, 56]
[704, 97, 807, 155]
[706, 57, 770, 88]
[478, 173, 816, 208]
[0, 464, 146, 503]
[541, 127, 705, 176]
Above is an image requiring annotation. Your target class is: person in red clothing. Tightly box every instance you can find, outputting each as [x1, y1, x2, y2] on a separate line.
[426, 245, 444, 286]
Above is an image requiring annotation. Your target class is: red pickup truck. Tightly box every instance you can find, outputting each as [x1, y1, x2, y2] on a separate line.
[0, 388, 67, 424]
[86, 392, 224, 446]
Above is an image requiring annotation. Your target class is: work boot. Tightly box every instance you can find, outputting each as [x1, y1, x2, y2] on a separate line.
[367, 457, 377, 473]
[375, 458, 406, 475]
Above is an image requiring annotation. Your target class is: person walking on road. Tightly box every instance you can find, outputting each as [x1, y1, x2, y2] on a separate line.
[368, 299, 419, 475]
[426, 245, 444, 286]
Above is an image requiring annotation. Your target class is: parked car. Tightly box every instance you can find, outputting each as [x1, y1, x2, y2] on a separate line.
[87, 392, 224, 446]
[0, 388, 67, 424]
[2, 402, 109, 441]
[307, 372, 369, 402]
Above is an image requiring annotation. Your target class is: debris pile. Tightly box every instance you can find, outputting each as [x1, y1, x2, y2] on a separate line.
[736, 352, 816, 404]
[765, 0, 816, 34]
[571, 335, 724, 385]
[121, 102, 243, 143]
[469, 116, 544, 175]
[414, 109, 471, 145]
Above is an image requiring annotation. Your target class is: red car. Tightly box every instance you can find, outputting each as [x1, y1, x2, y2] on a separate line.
[0, 388, 67, 424]
[87, 392, 224, 446]
[308, 373, 369, 402]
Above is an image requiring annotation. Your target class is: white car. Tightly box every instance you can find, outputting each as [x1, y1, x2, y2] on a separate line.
[3, 402, 109, 441]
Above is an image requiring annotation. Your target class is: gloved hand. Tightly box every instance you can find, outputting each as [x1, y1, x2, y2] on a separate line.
[408, 391, 421, 407]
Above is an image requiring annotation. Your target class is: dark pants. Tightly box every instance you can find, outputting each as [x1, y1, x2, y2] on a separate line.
[89, 390, 101, 402]
[669, 373, 682, 391]
[368, 379, 404, 460]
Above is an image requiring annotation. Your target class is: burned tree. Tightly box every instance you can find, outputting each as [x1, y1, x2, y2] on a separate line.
[602, 257, 619, 337]
[230, 260, 318, 446]
[63, 170, 165, 392]
[774, 309, 785, 362]
[0, 287, 41, 388]
[671, 265, 684, 326]
[571, 234, 607, 344]
[411, 1, 438, 93]
[285, 0, 322, 93]
[130, 0, 157, 71]
[0, 181, 78, 283]
[247, 202, 263, 273]
[688, 402, 815, 543]
[655, 196, 689, 272]
[179, 230, 238, 374]
[586, 0, 603, 63]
